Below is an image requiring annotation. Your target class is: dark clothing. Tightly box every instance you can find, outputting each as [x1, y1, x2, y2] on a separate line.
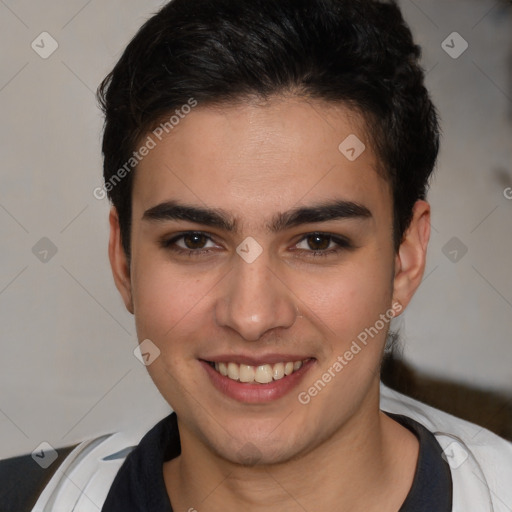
[101, 412, 453, 511]
[0, 445, 77, 512]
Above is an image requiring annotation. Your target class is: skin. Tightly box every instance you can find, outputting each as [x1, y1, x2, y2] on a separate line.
[109, 96, 431, 511]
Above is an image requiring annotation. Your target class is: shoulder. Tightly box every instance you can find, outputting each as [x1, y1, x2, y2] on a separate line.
[0, 445, 76, 512]
[0, 429, 145, 512]
[381, 383, 512, 511]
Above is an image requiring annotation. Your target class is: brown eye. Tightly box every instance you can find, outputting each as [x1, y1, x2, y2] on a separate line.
[182, 232, 209, 249]
[306, 234, 331, 251]
[160, 231, 219, 255]
[294, 232, 352, 257]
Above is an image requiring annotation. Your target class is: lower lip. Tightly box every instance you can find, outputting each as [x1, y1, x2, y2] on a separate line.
[200, 359, 316, 404]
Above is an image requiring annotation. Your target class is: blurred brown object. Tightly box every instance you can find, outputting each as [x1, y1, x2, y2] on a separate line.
[381, 352, 512, 441]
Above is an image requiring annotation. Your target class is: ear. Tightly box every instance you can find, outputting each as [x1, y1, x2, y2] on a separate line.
[108, 207, 134, 314]
[392, 200, 431, 314]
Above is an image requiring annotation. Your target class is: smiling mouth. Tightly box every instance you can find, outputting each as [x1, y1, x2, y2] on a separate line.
[206, 359, 313, 384]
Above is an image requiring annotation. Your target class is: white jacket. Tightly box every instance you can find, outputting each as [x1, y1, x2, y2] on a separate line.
[31, 384, 512, 512]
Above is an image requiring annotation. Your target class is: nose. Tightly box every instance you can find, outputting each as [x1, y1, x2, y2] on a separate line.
[214, 254, 298, 341]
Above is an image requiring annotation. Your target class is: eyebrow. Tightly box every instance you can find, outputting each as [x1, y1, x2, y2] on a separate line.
[142, 199, 372, 232]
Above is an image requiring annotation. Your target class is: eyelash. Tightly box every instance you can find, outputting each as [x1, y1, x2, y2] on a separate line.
[293, 233, 353, 257]
[160, 231, 353, 258]
[160, 232, 217, 257]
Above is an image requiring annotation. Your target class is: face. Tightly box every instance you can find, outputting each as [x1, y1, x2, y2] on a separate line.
[109, 96, 429, 465]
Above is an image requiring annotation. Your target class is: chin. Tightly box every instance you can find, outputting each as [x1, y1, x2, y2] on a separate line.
[204, 423, 310, 467]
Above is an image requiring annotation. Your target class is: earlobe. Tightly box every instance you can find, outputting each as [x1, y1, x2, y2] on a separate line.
[392, 200, 431, 313]
[108, 207, 134, 314]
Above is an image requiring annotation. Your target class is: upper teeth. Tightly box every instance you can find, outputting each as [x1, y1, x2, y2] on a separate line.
[214, 360, 306, 384]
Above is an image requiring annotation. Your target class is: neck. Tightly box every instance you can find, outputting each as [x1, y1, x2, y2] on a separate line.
[163, 385, 419, 512]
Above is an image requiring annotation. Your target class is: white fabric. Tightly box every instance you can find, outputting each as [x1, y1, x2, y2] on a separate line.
[31, 384, 512, 511]
[380, 384, 512, 512]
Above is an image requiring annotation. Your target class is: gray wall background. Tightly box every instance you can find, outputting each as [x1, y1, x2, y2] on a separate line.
[0, 0, 511, 459]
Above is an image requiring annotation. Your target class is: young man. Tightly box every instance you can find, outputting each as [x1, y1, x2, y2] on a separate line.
[4, 0, 512, 510]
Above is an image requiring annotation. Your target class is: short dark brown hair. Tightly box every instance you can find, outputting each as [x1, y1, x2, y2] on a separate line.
[97, 0, 439, 259]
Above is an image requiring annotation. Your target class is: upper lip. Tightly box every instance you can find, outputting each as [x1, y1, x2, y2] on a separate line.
[201, 354, 314, 366]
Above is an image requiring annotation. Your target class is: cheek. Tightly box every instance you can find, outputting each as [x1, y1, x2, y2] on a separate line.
[131, 256, 215, 343]
[131, 264, 214, 401]
[295, 254, 393, 339]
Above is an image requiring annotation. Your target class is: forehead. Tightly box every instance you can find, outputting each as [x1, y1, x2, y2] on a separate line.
[132, 97, 391, 224]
